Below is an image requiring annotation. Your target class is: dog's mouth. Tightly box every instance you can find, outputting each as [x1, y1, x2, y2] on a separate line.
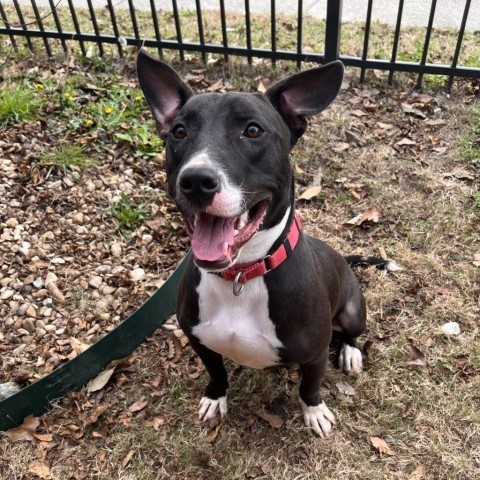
[184, 199, 270, 270]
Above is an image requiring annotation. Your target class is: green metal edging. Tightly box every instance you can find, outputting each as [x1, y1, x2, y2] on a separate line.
[0, 253, 190, 432]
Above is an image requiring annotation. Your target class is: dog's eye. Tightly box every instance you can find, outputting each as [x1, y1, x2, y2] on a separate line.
[172, 124, 187, 139]
[243, 123, 264, 138]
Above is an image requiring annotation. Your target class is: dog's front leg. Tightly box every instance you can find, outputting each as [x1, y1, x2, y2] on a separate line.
[188, 336, 229, 421]
[299, 350, 336, 437]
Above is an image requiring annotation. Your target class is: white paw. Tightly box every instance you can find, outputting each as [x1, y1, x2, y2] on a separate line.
[198, 395, 227, 421]
[301, 400, 336, 437]
[338, 344, 363, 375]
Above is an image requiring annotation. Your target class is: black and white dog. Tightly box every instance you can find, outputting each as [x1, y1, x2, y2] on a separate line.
[137, 51, 397, 436]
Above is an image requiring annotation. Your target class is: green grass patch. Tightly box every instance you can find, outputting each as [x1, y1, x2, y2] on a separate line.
[458, 106, 480, 164]
[0, 83, 43, 126]
[39, 144, 96, 177]
[111, 193, 149, 232]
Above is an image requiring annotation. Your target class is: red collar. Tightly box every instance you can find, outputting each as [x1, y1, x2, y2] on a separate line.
[218, 212, 302, 288]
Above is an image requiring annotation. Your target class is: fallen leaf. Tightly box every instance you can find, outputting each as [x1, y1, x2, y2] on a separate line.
[207, 79, 224, 92]
[168, 332, 183, 363]
[256, 410, 284, 428]
[33, 432, 54, 442]
[257, 79, 271, 93]
[396, 137, 416, 146]
[205, 418, 223, 442]
[401, 103, 426, 118]
[407, 343, 429, 368]
[350, 109, 367, 117]
[86, 367, 115, 393]
[343, 207, 380, 228]
[128, 398, 148, 413]
[402, 402, 414, 418]
[409, 464, 427, 480]
[370, 436, 396, 456]
[121, 449, 135, 468]
[425, 118, 446, 126]
[473, 252, 480, 267]
[83, 404, 110, 427]
[146, 217, 164, 232]
[294, 163, 305, 174]
[331, 142, 350, 153]
[299, 185, 322, 201]
[28, 461, 51, 479]
[4, 415, 40, 442]
[336, 381, 356, 396]
[377, 122, 394, 129]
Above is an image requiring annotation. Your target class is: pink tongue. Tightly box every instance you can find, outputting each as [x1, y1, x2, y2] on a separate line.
[191, 214, 235, 262]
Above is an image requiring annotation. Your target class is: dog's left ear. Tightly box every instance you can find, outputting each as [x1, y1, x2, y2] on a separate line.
[265, 61, 344, 145]
[137, 49, 193, 138]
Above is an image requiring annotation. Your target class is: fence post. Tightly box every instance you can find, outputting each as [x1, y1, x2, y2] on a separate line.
[324, 0, 342, 63]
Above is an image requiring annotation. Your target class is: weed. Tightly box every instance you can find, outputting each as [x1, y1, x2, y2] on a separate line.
[39, 144, 96, 178]
[111, 193, 149, 232]
[474, 191, 480, 215]
[0, 83, 43, 125]
[458, 106, 480, 164]
[114, 121, 163, 159]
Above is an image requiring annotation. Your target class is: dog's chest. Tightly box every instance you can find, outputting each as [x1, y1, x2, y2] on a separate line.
[192, 272, 283, 369]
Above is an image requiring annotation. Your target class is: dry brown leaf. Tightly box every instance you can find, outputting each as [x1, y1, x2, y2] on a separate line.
[407, 343, 429, 368]
[350, 109, 367, 117]
[84, 404, 110, 427]
[205, 419, 223, 443]
[409, 464, 427, 480]
[331, 142, 350, 153]
[425, 118, 446, 126]
[343, 207, 380, 228]
[87, 367, 115, 393]
[167, 332, 184, 364]
[121, 449, 136, 468]
[256, 411, 284, 428]
[128, 398, 148, 413]
[336, 381, 356, 396]
[370, 436, 396, 456]
[299, 185, 322, 201]
[396, 137, 416, 146]
[207, 79, 224, 92]
[28, 461, 51, 479]
[32, 432, 54, 442]
[5, 415, 40, 442]
[473, 252, 480, 267]
[294, 163, 305, 174]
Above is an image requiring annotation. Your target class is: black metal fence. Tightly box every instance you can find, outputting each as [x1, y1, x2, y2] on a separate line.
[1, 0, 479, 89]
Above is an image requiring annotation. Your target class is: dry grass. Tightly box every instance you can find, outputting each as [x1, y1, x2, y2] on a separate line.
[1, 7, 479, 480]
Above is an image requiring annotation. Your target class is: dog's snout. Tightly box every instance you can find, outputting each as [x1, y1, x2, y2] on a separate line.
[179, 167, 221, 203]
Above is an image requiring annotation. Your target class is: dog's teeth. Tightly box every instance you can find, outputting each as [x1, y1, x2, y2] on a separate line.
[237, 211, 249, 230]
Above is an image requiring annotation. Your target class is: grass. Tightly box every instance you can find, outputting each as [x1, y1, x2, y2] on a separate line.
[458, 106, 480, 164]
[0, 83, 43, 126]
[39, 144, 96, 177]
[1, 5, 480, 480]
[111, 193, 150, 233]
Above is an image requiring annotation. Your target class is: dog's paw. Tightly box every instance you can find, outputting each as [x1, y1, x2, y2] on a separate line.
[198, 395, 228, 421]
[301, 400, 336, 437]
[338, 344, 363, 375]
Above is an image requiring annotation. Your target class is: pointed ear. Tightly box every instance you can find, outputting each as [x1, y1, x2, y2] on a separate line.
[136, 49, 193, 138]
[265, 61, 344, 145]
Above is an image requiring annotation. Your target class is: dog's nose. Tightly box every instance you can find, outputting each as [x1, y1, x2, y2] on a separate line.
[179, 167, 221, 203]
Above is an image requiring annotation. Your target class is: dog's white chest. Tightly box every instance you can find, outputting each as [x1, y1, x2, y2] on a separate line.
[192, 271, 283, 369]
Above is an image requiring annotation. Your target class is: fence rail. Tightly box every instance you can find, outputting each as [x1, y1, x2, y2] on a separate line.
[1, 0, 479, 89]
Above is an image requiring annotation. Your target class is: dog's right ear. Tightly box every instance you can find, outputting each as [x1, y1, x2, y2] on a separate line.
[136, 50, 193, 138]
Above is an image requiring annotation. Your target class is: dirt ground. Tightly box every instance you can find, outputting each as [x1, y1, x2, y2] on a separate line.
[0, 47, 479, 480]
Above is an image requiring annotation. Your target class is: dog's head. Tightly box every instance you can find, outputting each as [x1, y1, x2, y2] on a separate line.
[137, 50, 343, 270]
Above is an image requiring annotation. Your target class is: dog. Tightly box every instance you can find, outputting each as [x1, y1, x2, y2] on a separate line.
[137, 50, 397, 436]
